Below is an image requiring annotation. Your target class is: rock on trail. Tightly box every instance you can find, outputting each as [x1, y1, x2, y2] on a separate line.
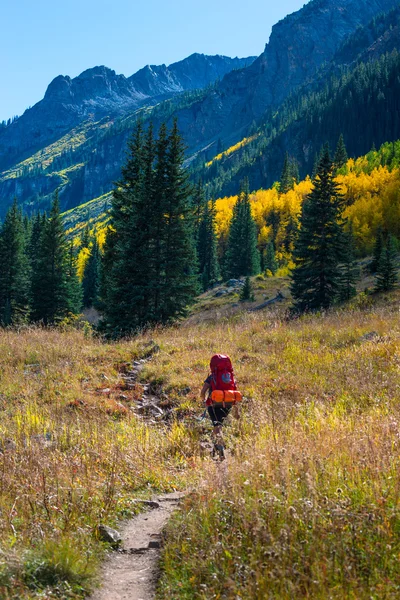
[90, 492, 185, 600]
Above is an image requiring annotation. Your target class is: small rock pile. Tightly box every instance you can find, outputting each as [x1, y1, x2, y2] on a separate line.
[214, 278, 245, 298]
[121, 359, 174, 424]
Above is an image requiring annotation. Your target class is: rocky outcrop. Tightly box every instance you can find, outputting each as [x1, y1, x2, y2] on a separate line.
[0, 55, 254, 171]
[170, 0, 400, 151]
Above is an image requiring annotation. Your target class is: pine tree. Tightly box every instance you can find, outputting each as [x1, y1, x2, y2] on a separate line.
[193, 181, 206, 243]
[338, 226, 359, 302]
[280, 153, 292, 194]
[31, 191, 76, 324]
[375, 235, 398, 292]
[198, 199, 220, 290]
[240, 277, 254, 302]
[102, 121, 199, 334]
[266, 208, 281, 246]
[291, 147, 346, 312]
[283, 214, 299, 253]
[82, 236, 101, 308]
[312, 147, 323, 179]
[0, 199, 30, 325]
[66, 241, 83, 314]
[291, 159, 300, 186]
[334, 134, 348, 170]
[80, 224, 91, 249]
[265, 242, 278, 275]
[370, 228, 384, 273]
[280, 153, 299, 193]
[101, 122, 147, 332]
[226, 180, 260, 278]
[159, 120, 199, 321]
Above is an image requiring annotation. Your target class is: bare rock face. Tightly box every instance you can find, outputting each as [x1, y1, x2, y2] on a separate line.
[0, 55, 254, 173]
[175, 0, 400, 150]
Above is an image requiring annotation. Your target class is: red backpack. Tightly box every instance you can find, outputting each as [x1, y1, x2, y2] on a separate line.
[210, 354, 237, 392]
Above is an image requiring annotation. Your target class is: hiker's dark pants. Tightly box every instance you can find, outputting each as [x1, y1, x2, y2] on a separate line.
[208, 405, 232, 427]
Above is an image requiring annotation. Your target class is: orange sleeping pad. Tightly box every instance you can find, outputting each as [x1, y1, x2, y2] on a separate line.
[211, 390, 243, 404]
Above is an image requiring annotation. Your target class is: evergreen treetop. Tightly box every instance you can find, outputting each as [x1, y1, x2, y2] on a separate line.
[226, 179, 260, 279]
[291, 147, 347, 312]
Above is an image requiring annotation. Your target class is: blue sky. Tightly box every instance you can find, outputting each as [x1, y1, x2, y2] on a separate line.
[1, 0, 306, 121]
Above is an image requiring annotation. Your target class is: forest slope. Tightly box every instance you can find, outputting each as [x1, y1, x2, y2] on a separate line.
[0, 0, 398, 217]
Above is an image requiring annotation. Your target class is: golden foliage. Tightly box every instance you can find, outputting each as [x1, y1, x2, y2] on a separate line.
[205, 135, 259, 168]
[213, 161, 399, 257]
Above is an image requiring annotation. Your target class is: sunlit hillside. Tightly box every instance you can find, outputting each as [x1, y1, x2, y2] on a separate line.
[66, 140, 400, 281]
[1, 288, 399, 598]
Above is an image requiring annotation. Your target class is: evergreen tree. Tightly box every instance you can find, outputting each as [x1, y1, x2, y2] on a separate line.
[0, 199, 30, 325]
[82, 236, 101, 308]
[291, 147, 346, 312]
[312, 151, 321, 179]
[80, 224, 91, 249]
[280, 153, 299, 193]
[266, 208, 281, 246]
[283, 214, 299, 253]
[370, 228, 384, 273]
[159, 120, 199, 321]
[280, 153, 292, 194]
[291, 159, 300, 186]
[265, 242, 278, 275]
[193, 181, 206, 243]
[102, 121, 199, 334]
[31, 191, 77, 324]
[240, 276, 255, 302]
[226, 179, 260, 278]
[375, 235, 398, 292]
[334, 134, 348, 170]
[338, 226, 359, 302]
[66, 241, 83, 314]
[101, 122, 147, 332]
[198, 199, 220, 290]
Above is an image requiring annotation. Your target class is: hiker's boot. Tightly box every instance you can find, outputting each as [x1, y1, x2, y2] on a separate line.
[213, 443, 225, 461]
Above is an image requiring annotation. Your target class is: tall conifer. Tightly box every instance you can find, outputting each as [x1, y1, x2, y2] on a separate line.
[102, 121, 199, 334]
[159, 120, 199, 321]
[334, 134, 348, 170]
[82, 236, 101, 308]
[0, 199, 30, 325]
[370, 228, 384, 273]
[375, 235, 398, 292]
[280, 153, 292, 194]
[101, 122, 146, 332]
[31, 191, 76, 324]
[265, 242, 278, 275]
[198, 199, 220, 290]
[226, 179, 260, 278]
[291, 147, 346, 312]
[66, 241, 83, 314]
[338, 225, 359, 302]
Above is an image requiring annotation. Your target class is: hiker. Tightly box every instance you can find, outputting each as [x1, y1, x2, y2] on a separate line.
[200, 354, 241, 459]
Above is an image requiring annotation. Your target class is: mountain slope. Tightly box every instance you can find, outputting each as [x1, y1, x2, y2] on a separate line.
[0, 54, 254, 172]
[167, 0, 399, 152]
[0, 0, 398, 218]
[190, 4, 400, 196]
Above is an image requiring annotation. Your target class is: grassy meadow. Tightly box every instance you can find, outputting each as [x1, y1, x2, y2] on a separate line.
[156, 292, 400, 599]
[0, 289, 399, 598]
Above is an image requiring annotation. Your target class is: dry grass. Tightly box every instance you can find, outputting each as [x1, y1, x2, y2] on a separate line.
[0, 328, 193, 599]
[1, 291, 400, 598]
[155, 292, 400, 599]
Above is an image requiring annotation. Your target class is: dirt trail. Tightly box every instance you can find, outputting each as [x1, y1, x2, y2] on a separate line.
[90, 493, 185, 600]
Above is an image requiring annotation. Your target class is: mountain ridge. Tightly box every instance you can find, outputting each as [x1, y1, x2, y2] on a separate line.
[0, 0, 399, 218]
[0, 54, 254, 171]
